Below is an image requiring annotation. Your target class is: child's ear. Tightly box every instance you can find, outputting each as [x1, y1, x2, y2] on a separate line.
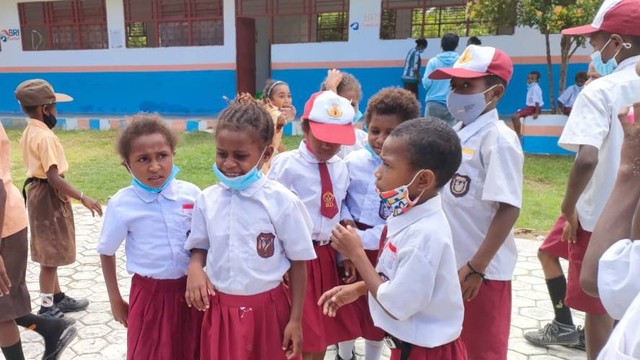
[262, 145, 275, 163]
[490, 84, 506, 103]
[416, 169, 437, 191]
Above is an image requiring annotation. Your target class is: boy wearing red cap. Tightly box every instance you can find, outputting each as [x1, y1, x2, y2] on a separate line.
[524, 1, 640, 358]
[268, 91, 360, 360]
[428, 45, 524, 360]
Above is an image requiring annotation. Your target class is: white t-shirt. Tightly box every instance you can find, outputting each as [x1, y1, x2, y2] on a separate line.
[97, 179, 200, 280]
[441, 109, 524, 280]
[338, 128, 368, 159]
[268, 140, 351, 241]
[344, 148, 388, 250]
[558, 84, 582, 108]
[370, 195, 464, 347]
[597, 239, 640, 359]
[184, 176, 317, 295]
[526, 83, 544, 107]
[558, 56, 640, 232]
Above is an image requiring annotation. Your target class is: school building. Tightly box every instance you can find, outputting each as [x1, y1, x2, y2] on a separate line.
[0, 0, 591, 154]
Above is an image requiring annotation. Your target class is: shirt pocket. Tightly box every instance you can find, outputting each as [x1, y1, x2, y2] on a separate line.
[377, 242, 398, 279]
[179, 202, 195, 238]
[247, 224, 281, 273]
[448, 163, 480, 207]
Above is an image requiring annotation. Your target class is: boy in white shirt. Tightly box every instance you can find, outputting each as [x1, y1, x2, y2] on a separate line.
[511, 70, 544, 138]
[429, 45, 523, 360]
[320, 118, 467, 360]
[558, 71, 588, 115]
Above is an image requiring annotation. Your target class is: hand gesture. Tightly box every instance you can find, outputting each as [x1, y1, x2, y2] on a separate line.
[323, 69, 344, 93]
[458, 265, 483, 301]
[340, 259, 357, 284]
[618, 103, 640, 173]
[0, 256, 11, 296]
[318, 284, 362, 317]
[330, 224, 364, 260]
[282, 320, 302, 359]
[110, 297, 129, 327]
[81, 195, 103, 217]
[561, 212, 579, 244]
[279, 105, 297, 123]
[186, 265, 215, 311]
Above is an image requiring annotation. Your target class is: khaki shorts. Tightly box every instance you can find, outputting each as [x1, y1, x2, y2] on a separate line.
[27, 181, 76, 267]
[0, 228, 31, 322]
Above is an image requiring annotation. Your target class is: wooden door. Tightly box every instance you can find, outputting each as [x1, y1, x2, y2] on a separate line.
[235, 17, 256, 95]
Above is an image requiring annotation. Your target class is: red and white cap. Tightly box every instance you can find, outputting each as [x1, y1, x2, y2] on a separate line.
[562, 0, 640, 36]
[303, 91, 356, 145]
[428, 45, 513, 84]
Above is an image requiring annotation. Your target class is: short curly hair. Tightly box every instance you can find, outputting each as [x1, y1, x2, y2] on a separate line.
[216, 93, 274, 148]
[364, 87, 421, 126]
[118, 114, 178, 161]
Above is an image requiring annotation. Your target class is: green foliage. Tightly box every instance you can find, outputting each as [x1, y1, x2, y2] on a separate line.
[518, 0, 602, 35]
[468, 0, 518, 32]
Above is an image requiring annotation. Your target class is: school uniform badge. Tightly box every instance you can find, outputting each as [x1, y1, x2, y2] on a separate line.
[256, 232, 275, 258]
[450, 173, 471, 197]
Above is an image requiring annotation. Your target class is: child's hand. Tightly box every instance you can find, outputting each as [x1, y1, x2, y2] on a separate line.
[110, 297, 129, 327]
[280, 106, 296, 122]
[618, 103, 640, 174]
[339, 259, 357, 284]
[324, 69, 344, 93]
[186, 264, 215, 311]
[318, 284, 362, 317]
[561, 212, 579, 244]
[458, 265, 483, 301]
[81, 195, 103, 217]
[282, 320, 302, 359]
[340, 219, 357, 228]
[0, 256, 11, 296]
[330, 224, 364, 260]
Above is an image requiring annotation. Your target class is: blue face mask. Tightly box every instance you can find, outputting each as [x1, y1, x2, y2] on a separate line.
[353, 109, 363, 123]
[363, 143, 379, 160]
[131, 165, 180, 193]
[590, 39, 630, 76]
[212, 148, 267, 191]
[527, 82, 535, 89]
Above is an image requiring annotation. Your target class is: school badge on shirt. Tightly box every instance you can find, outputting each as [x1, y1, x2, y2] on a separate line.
[257, 232, 275, 258]
[323, 192, 336, 208]
[450, 173, 471, 197]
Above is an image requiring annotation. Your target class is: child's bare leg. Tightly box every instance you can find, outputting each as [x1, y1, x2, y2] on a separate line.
[0, 320, 22, 360]
[54, 273, 61, 295]
[511, 115, 522, 138]
[538, 250, 563, 279]
[39, 265, 57, 311]
[584, 313, 613, 360]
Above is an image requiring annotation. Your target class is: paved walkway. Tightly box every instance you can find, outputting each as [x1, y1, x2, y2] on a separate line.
[4, 207, 586, 360]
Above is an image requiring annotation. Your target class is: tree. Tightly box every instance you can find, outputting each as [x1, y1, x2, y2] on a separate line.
[469, 0, 601, 113]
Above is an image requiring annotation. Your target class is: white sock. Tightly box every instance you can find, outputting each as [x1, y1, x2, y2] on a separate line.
[364, 340, 384, 360]
[338, 340, 356, 359]
[40, 293, 54, 308]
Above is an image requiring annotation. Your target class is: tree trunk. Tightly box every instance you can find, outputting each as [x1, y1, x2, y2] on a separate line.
[559, 35, 570, 97]
[545, 32, 556, 114]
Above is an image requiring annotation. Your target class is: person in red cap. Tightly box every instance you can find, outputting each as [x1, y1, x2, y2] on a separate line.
[268, 91, 360, 360]
[524, 0, 640, 358]
[428, 44, 524, 360]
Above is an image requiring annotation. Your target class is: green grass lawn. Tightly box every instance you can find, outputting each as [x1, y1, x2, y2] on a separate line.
[6, 130, 572, 233]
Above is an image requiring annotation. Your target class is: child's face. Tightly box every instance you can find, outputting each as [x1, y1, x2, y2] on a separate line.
[304, 125, 341, 162]
[269, 84, 292, 109]
[450, 77, 498, 102]
[527, 74, 538, 84]
[215, 129, 271, 177]
[367, 113, 403, 156]
[127, 133, 174, 188]
[374, 135, 423, 197]
[576, 78, 586, 87]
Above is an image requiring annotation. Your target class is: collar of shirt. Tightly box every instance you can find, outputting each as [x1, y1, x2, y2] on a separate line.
[387, 194, 442, 238]
[216, 174, 268, 197]
[454, 109, 499, 143]
[27, 118, 53, 132]
[614, 55, 640, 73]
[133, 178, 179, 203]
[297, 140, 340, 164]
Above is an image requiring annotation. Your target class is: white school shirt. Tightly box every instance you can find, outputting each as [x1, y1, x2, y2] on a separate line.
[268, 140, 351, 242]
[557, 84, 582, 108]
[526, 83, 544, 107]
[184, 176, 316, 296]
[337, 128, 368, 159]
[441, 109, 524, 280]
[344, 148, 387, 250]
[370, 195, 464, 348]
[558, 55, 640, 232]
[597, 239, 640, 359]
[97, 179, 200, 280]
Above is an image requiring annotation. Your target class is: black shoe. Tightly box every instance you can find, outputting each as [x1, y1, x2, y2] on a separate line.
[566, 326, 586, 351]
[38, 305, 76, 326]
[42, 325, 77, 360]
[55, 295, 89, 313]
[335, 350, 355, 360]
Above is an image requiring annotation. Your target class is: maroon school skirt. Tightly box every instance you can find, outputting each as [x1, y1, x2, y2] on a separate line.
[200, 284, 301, 360]
[127, 274, 203, 360]
[302, 244, 360, 353]
[390, 337, 467, 360]
[351, 249, 385, 341]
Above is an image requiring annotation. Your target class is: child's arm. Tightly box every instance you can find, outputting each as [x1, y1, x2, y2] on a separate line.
[533, 102, 541, 119]
[421, 59, 435, 91]
[582, 104, 640, 296]
[282, 260, 306, 359]
[186, 249, 213, 311]
[459, 203, 519, 300]
[0, 181, 9, 296]
[46, 165, 102, 217]
[318, 281, 367, 317]
[100, 255, 128, 327]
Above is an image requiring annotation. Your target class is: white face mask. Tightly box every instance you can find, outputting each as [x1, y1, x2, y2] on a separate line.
[446, 85, 497, 125]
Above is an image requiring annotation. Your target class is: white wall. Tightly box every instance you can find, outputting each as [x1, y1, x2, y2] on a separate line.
[0, 0, 237, 67]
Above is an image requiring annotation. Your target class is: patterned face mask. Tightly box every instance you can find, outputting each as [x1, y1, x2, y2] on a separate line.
[376, 170, 425, 217]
